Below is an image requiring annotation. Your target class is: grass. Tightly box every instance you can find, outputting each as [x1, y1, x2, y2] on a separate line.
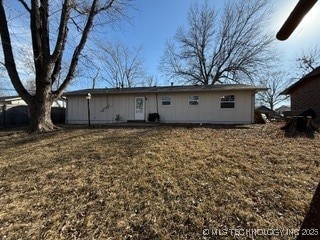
[0, 123, 319, 239]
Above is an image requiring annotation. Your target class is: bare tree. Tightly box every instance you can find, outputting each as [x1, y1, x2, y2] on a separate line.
[144, 75, 158, 87]
[24, 79, 36, 95]
[97, 42, 145, 88]
[10, 44, 65, 94]
[256, 72, 290, 110]
[296, 45, 320, 76]
[0, 0, 133, 132]
[160, 0, 275, 85]
[286, 46, 320, 85]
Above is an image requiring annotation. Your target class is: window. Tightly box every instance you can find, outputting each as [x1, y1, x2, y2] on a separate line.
[162, 96, 171, 106]
[189, 96, 199, 105]
[221, 95, 235, 108]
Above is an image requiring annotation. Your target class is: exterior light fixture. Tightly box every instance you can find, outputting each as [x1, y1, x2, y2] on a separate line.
[86, 93, 91, 126]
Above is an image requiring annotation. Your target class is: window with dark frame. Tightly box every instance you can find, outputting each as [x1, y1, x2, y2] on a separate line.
[162, 96, 172, 106]
[220, 95, 235, 108]
[189, 95, 199, 105]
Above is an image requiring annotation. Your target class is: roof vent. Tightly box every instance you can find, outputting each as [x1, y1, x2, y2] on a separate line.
[171, 82, 174, 87]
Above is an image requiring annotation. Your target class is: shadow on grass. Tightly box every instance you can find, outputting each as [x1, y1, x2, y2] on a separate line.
[1, 123, 319, 239]
[281, 126, 318, 139]
[62, 122, 254, 130]
[0, 127, 156, 178]
[0, 127, 79, 149]
[284, 131, 317, 139]
[0, 123, 256, 154]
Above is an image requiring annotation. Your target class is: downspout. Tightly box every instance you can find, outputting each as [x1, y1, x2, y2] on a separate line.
[3, 104, 7, 127]
[65, 98, 68, 124]
[144, 95, 147, 122]
[251, 92, 257, 123]
[156, 92, 159, 115]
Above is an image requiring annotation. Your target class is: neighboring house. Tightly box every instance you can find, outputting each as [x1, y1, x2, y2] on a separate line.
[256, 105, 277, 119]
[0, 96, 28, 127]
[0, 96, 66, 127]
[281, 67, 320, 120]
[0, 96, 28, 106]
[275, 105, 291, 117]
[64, 84, 266, 125]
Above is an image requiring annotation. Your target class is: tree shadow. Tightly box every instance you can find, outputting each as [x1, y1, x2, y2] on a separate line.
[283, 130, 316, 139]
[157, 123, 253, 130]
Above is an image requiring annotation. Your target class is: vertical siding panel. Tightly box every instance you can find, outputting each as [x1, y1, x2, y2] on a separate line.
[66, 90, 256, 124]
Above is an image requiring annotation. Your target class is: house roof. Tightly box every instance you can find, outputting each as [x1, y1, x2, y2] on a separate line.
[64, 84, 267, 97]
[281, 66, 320, 95]
[256, 105, 275, 113]
[0, 95, 66, 108]
[275, 105, 291, 113]
[0, 95, 22, 103]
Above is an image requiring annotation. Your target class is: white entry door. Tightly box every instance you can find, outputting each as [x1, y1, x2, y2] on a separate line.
[135, 97, 145, 120]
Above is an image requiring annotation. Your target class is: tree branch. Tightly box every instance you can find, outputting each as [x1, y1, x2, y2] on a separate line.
[51, 0, 71, 63]
[0, 0, 32, 102]
[97, 0, 116, 12]
[54, 0, 100, 97]
[30, 0, 45, 78]
[40, 0, 50, 64]
[161, 0, 274, 85]
[18, 0, 31, 13]
[51, 52, 63, 84]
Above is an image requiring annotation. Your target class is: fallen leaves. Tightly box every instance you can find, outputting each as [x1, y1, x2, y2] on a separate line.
[0, 123, 319, 239]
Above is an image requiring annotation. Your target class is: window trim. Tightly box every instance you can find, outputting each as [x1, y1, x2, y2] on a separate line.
[161, 96, 172, 106]
[220, 94, 235, 109]
[188, 95, 199, 106]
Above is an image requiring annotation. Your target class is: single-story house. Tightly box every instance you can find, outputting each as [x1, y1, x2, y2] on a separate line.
[0, 95, 66, 108]
[275, 105, 291, 117]
[64, 84, 266, 125]
[0, 96, 28, 126]
[281, 66, 320, 120]
[0, 96, 66, 127]
[256, 105, 278, 119]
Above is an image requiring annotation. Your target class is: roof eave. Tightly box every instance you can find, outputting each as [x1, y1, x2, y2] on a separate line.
[281, 66, 320, 95]
[280, 89, 290, 95]
[64, 86, 267, 97]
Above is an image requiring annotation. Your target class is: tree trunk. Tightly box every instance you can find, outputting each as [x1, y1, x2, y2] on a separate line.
[28, 94, 56, 132]
[297, 181, 320, 240]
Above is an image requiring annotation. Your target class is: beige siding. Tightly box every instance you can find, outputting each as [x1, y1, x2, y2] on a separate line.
[151, 92, 253, 123]
[67, 90, 255, 124]
[67, 95, 133, 124]
[67, 97, 87, 124]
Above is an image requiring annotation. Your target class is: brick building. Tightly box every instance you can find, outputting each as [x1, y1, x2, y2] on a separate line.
[281, 67, 320, 121]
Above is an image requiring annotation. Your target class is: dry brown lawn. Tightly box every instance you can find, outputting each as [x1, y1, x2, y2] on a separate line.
[0, 123, 319, 239]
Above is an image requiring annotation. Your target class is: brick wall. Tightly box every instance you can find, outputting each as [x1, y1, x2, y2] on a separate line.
[290, 77, 320, 121]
